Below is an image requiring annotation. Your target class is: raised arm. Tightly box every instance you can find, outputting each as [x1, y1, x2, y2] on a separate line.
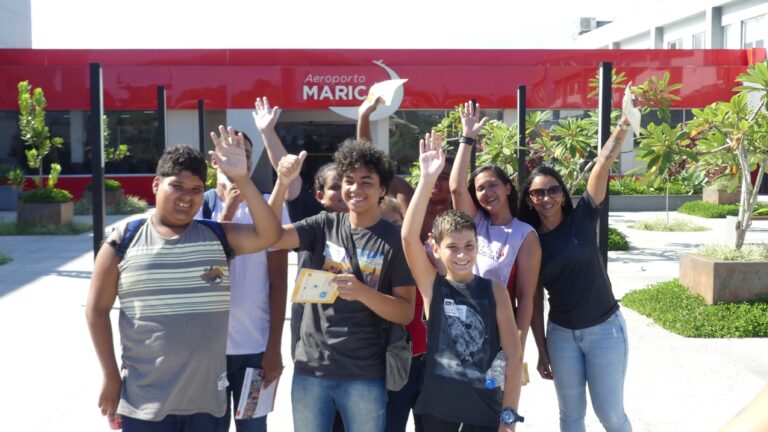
[267, 151, 307, 251]
[253, 97, 302, 201]
[402, 131, 444, 307]
[587, 113, 631, 206]
[357, 96, 379, 142]
[513, 231, 542, 353]
[449, 100, 488, 218]
[210, 126, 282, 254]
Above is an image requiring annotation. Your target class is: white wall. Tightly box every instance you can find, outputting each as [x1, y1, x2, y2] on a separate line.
[0, 0, 31, 48]
[167, 110, 199, 149]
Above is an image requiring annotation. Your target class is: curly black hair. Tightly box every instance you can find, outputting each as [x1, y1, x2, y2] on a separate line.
[333, 139, 394, 191]
[156, 144, 207, 184]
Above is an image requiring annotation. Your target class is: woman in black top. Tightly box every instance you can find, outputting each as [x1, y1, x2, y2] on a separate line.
[519, 114, 633, 432]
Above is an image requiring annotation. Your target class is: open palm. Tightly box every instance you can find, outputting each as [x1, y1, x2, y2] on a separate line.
[419, 131, 445, 179]
[252, 97, 280, 132]
[210, 126, 248, 180]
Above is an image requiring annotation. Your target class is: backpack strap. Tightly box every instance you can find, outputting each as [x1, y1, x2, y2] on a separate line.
[195, 219, 235, 261]
[201, 189, 218, 220]
[115, 218, 148, 258]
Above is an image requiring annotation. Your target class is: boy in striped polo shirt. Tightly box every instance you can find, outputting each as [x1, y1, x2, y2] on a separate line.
[86, 127, 291, 432]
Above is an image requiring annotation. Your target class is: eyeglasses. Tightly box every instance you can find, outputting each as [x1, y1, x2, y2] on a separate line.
[528, 185, 563, 201]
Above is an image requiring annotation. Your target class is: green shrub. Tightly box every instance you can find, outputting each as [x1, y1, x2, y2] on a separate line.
[111, 195, 149, 214]
[0, 220, 91, 235]
[754, 207, 768, 217]
[573, 177, 694, 196]
[696, 243, 768, 261]
[20, 187, 72, 204]
[75, 194, 148, 215]
[622, 279, 768, 337]
[629, 218, 709, 232]
[608, 226, 630, 251]
[0, 252, 11, 265]
[85, 179, 122, 192]
[678, 200, 768, 218]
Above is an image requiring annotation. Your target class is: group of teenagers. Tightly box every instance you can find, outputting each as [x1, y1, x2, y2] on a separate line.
[86, 95, 636, 432]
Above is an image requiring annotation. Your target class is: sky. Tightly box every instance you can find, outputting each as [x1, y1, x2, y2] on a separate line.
[27, 0, 685, 49]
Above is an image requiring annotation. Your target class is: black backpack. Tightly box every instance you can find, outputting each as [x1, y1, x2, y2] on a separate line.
[115, 216, 233, 260]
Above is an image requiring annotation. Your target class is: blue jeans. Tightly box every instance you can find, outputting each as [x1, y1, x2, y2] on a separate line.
[221, 353, 267, 432]
[546, 310, 632, 432]
[291, 372, 387, 432]
[122, 413, 228, 432]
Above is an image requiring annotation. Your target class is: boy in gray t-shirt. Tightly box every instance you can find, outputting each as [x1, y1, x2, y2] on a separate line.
[86, 128, 291, 431]
[269, 140, 416, 432]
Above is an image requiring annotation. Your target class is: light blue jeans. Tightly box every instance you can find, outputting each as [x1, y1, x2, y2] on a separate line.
[291, 372, 387, 432]
[547, 310, 632, 432]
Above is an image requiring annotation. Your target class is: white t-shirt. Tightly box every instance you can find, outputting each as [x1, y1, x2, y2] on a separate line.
[196, 193, 290, 355]
[473, 213, 536, 287]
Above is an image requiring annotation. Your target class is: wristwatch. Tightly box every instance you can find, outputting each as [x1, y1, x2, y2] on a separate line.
[500, 407, 524, 425]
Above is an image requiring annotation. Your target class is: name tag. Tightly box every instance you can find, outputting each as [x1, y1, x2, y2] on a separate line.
[444, 299, 467, 321]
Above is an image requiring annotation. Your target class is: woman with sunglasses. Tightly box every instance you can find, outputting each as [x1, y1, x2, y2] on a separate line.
[449, 100, 542, 358]
[518, 114, 633, 432]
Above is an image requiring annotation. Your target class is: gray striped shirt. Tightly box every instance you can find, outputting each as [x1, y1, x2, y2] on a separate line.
[114, 219, 230, 420]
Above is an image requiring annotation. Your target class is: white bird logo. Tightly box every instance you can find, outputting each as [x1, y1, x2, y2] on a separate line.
[328, 60, 405, 121]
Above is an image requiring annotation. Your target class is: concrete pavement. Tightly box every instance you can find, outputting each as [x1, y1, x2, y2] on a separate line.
[0, 210, 766, 431]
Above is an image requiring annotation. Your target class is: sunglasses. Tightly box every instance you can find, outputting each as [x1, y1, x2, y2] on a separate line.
[529, 185, 563, 201]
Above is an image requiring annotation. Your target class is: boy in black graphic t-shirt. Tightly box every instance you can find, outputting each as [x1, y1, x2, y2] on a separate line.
[402, 132, 524, 431]
[269, 140, 415, 432]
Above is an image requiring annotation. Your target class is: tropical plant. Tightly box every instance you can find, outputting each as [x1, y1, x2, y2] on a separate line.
[102, 115, 130, 162]
[17, 81, 64, 189]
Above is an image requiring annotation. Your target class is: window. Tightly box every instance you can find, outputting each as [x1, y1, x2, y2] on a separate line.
[667, 39, 683, 49]
[692, 32, 705, 49]
[742, 15, 766, 48]
[723, 24, 732, 48]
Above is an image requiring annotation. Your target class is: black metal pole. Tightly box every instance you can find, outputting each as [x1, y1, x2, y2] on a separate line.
[157, 86, 167, 149]
[89, 63, 105, 258]
[597, 62, 613, 268]
[198, 99, 205, 154]
[517, 85, 528, 193]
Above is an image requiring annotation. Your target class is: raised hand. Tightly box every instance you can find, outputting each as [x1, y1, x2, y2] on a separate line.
[459, 100, 489, 138]
[359, 96, 381, 117]
[418, 131, 445, 181]
[209, 126, 248, 182]
[276, 151, 307, 187]
[252, 97, 281, 133]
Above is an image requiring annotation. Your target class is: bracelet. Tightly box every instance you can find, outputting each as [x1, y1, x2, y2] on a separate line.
[459, 135, 476, 146]
[619, 122, 631, 131]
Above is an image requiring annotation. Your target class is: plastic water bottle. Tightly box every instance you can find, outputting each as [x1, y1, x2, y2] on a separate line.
[485, 351, 506, 389]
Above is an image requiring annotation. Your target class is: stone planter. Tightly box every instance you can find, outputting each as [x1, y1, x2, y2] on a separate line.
[17, 201, 74, 225]
[679, 252, 768, 304]
[571, 194, 702, 211]
[703, 186, 741, 205]
[82, 189, 123, 207]
[0, 186, 20, 210]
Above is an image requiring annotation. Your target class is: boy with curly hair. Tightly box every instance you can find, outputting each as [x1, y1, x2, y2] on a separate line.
[269, 139, 415, 432]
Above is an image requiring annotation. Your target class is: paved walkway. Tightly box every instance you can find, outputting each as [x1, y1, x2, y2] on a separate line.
[0, 210, 766, 431]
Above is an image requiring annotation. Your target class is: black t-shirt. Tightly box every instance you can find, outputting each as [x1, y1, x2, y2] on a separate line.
[539, 192, 619, 330]
[286, 185, 329, 359]
[292, 212, 415, 380]
[415, 274, 501, 426]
